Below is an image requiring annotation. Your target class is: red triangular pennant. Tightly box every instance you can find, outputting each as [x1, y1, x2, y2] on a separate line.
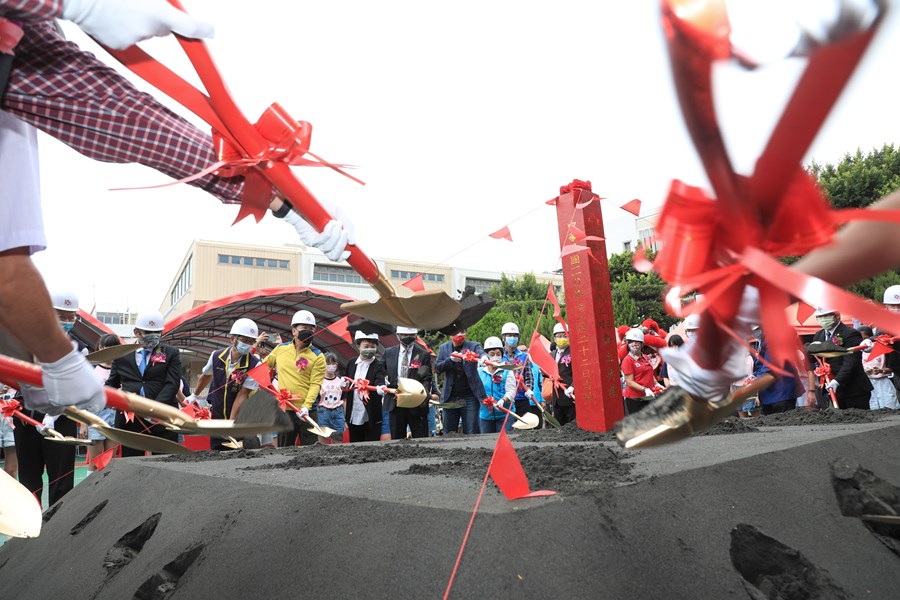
[326, 315, 352, 344]
[796, 302, 815, 325]
[247, 362, 274, 390]
[566, 224, 604, 244]
[528, 330, 560, 382]
[620, 198, 641, 216]
[489, 429, 555, 500]
[546, 285, 567, 333]
[488, 225, 513, 242]
[402, 274, 425, 292]
[868, 341, 893, 361]
[92, 447, 115, 471]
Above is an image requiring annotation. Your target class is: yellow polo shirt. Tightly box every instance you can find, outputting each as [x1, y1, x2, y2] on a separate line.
[266, 343, 326, 410]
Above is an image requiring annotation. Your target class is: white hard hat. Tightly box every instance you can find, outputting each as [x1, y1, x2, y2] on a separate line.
[230, 318, 259, 338]
[501, 322, 519, 335]
[884, 285, 900, 305]
[354, 330, 379, 343]
[50, 289, 79, 312]
[483, 336, 503, 351]
[553, 322, 567, 335]
[135, 310, 165, 332]
[624, 328, 645, 343]
[683, 314, 701, 330]
[813, 307, 837, 317]
[291, 310, 316, 326]
[396, 326, 418, 335]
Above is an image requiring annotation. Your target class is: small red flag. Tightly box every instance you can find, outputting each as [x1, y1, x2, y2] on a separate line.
[402, 274, 425, 292]
[246, 362, 274, 390]
[92, 447, 115, 471]
[546, 285, 567, 333]
[620, 198, 641, 216]
[488, 225, 513, 242]
[868, 341, 893, 361]
[528, 330, 560, 383]
[489, 429, 555, 500]
[796, 302, 815, 325]
[326, 315, 352, 344]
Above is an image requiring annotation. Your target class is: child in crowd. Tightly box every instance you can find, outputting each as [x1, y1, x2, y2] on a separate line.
[317, 353, 345, 443]
[87, 334, 121, 472]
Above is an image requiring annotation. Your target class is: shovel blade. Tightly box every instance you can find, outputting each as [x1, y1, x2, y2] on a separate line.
[512, 412, 541, 430]
[341, 289, 461, 331]
[85, 343, 142, 365]
[0, 470, 41, 538]
[394, 377, 427, 408]
[175, 419, 291, 437]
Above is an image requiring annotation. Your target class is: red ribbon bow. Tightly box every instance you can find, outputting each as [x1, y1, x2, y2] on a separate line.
[0, 398, 20, 422]
[813, 357, 833, 387]
[353, 378, 371, 403]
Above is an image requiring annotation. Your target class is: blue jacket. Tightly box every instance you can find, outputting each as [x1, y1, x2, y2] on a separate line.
[504, 347, 533, 403]
[752, 338, 802, 405]
[478, 365, 514, 420]
[435, 339, 487, 402]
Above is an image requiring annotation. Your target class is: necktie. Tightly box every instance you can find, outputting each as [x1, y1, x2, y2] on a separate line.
[139, 349, 148, 375]
[400, 347, 410, 378]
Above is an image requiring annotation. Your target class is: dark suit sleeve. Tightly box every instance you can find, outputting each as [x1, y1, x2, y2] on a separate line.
[832, 327, 863, 387]
[106, 357, 122, 389]
[434, 344, 452, 373]
[418, 349, 433, 394]
[155, 347, 183, 406]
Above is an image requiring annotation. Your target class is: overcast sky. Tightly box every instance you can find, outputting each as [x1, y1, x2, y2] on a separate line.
[29, 1, 900, 313]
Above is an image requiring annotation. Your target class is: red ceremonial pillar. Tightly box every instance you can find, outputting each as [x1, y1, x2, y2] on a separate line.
[554, 183, 623, 431]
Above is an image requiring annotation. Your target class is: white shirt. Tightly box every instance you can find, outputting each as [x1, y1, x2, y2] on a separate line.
[350, 358, 373, 425]
[0, 111, 45, 254]
[398, 343, 414, 380]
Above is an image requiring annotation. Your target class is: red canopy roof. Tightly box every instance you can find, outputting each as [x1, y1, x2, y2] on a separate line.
[162, 287, 360, 362]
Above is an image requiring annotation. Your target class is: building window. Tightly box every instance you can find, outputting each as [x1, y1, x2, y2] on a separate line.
[279, 260, 289, 269]
[231, 256, 241, 264]
[256, 258, 266, 267]
[637, 227, 656, 251]
[465, 277, 500, 295]
[390, 270, 444, 283]
[623, 241, 632, 252]
[96, 311, 129, 325]
[218, 254, 228, 264]
[170, 255, 193, 306]
[217, 254, 290, 270]
[313, 264, 363, 284]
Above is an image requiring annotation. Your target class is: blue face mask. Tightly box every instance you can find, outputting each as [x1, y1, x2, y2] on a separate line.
[235, 341, 252, 355]
[505, 336, 518, 348]
[60, 322, 75, 333]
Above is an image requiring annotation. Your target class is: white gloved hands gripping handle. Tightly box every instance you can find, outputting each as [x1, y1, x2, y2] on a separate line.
[283, 201, 355, 262]
[62, 0, 214, 50]
[37, 348, 106, 415]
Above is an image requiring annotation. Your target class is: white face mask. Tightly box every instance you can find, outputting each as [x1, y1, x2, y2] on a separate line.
[816, 316, 838, 330]
[684, 330, 697, 341]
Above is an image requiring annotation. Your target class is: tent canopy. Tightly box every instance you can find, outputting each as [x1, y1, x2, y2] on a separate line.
[162, 287, 361, 362]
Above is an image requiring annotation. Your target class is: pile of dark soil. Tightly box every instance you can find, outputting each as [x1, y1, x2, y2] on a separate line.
[754, 408, 892, 427]
[697, 416, 760, 436]
[512, 420, 617, 442]
[244, 442, 446, 469]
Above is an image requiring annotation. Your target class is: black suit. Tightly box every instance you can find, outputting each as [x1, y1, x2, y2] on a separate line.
[107, 344, 183, 455]
[382, 342, 433, 439]
[342, 357, 386, 442]
[551, 346, 576, 425]
[810, 323, 872, 409]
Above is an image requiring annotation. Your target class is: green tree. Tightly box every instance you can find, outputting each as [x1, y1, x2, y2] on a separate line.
[464, 273, 558, 346]
[809, 144, 900, 209]
[608, 250, 675, 331]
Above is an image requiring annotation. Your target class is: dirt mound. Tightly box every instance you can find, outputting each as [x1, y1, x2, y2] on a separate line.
[696, 416, 760, 436]
[754, 408, 891, 427]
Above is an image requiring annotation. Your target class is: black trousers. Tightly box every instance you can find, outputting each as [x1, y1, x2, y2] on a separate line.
[13, 412, 76, 508]
[761, 399, 795, 415]
[554, 402, 577, 427]
[114, 411, 180, 457]
[348, 421, 378, 443]
[389, 408, 428, 440]
[278, 410, 319, 447]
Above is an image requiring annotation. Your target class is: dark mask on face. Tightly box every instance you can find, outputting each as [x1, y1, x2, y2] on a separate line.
[399, 335, 416, 346]
[296, 329, 314, 343]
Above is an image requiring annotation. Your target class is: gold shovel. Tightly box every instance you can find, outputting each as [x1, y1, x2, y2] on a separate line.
[0, 470, 41, 538]
[341, 279, 462, 331]
[85, 343, 142, 365]
[65, 407, 195, 456]
[10, 407, 94, 446]
[389, 377, 428, 408]
[486, 400, 541, 430]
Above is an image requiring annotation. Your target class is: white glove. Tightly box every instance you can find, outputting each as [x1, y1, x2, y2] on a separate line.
[643, 387, 655, 397]
[825, 380, 840, 392]
[295, 407, 310, 420]
[375, 385, 388, 396]
[283, 203, 355, 262]
[38, 348, 105, 415]
[450, 353, 462, 363]
[564, 386, 575, 398]
[62, 0, 214, 50]
[859, 338, 875, 350]
[477, 356, 488, 367]
[524, 389, 535, 401]
[37, 414, 58, 435]
[495, 397, 506, 408]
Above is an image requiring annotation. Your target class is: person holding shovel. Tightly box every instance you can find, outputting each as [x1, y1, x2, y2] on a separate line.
[807, 308, 870, 410]
[477, 336, 516, 434]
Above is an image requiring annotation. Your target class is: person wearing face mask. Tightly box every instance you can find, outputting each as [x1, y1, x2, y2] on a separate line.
[549, 322, 577, 426]
[500, 322, 539, 426]
[435, 329, 488, 435]
[188, 318, 261, 451]
[876, 286, 900, 395]
[621, 328, 662, 415]
[266, 310, 326, 447]
[12, 288, 84, 507]
[382, 326, 433, 440]
[682, 314, 701, 344]
[315, 353, 345, 443]
[343, 330, 387, 443]
[807, 308, 871, 410]
[107, 310, 184, 456]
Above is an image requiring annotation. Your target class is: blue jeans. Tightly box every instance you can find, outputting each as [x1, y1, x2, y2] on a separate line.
[317, 406, 345, 432]
[479, 418, 506, 434]
[442, 396, 479, 434]
[427, 404, 437, 436]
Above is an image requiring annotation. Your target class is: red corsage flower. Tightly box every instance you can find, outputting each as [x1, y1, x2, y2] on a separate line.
[150, 352, 167, 364]
[409, 359, 421, 370]
[296, 357, 309, 371]
[830, 334, 844, 347]
[561, 355, 572, 367]
[230, 370, 248, 385]
[492, 373, 503, 384]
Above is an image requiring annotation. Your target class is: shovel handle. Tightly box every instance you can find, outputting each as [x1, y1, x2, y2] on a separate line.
[486, 400, 529, 425]
[10, 409, 42, 429]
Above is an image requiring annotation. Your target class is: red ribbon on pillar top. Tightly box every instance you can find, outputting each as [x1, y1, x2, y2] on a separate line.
[638, 1, 900, 371]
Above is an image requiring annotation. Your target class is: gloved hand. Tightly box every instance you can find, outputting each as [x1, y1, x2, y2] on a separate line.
[494, 397, 505, 409]
[564, 386, 575, 398]
[62, 0, 214, 50]
[37, 413, 58, 435]
[825, 380, 840, 392]
[37, 348, 105, 415]
[296, 407, 310, 420]
[185, 393, 207, 406]
[643, 387, 655, 398]
[375, 385, 388, 396]
[283, 202, 355, 262]
[450, 353, 462, 363]
[859, 338, 875, 350]
[524, 389, 535, 401]
[477, 356, 488, 367]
